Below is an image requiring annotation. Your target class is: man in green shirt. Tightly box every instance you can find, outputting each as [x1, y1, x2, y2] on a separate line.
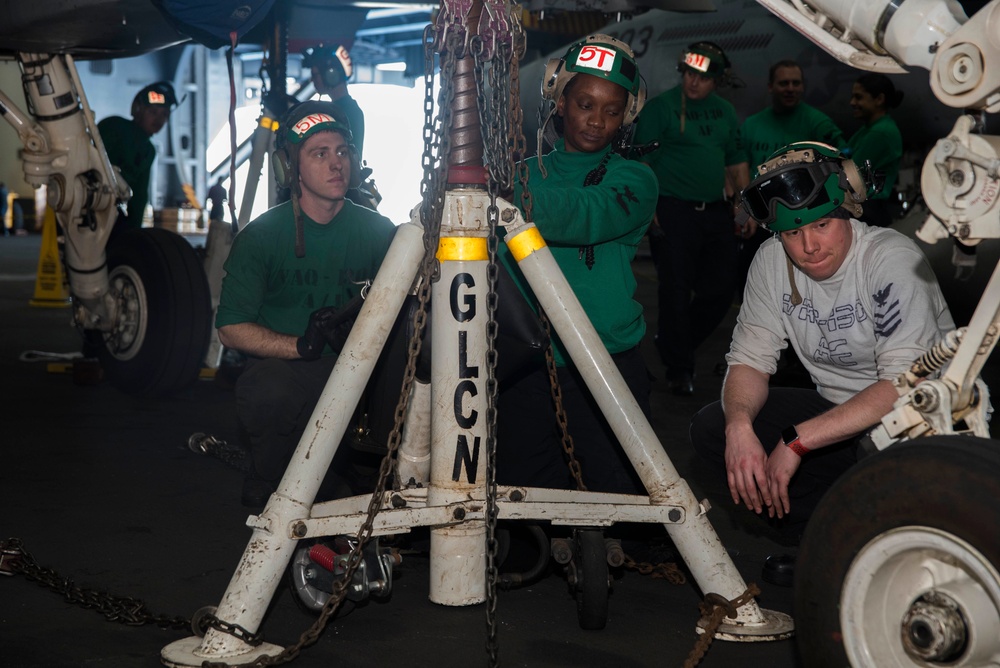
[216, 100, 396, 507]
[634, 42, 748, 395]
[98, 81, 177, 231]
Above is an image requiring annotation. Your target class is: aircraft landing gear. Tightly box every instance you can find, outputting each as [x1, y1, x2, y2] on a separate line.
[86, 228, 211, 396]
[795, 436, 1000, 667]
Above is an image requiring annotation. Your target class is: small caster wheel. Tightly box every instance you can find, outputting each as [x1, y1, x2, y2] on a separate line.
[572, 528, 609, 630]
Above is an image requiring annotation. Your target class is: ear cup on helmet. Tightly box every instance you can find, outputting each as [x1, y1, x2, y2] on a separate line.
[541, 57, 566, 103]
[841, 158, 868, 205]
[272, 146, 294, 189]
[625, 83, 646, 125]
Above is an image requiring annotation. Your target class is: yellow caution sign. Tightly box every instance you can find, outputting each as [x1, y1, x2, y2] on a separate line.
[29, 207, 71, 308]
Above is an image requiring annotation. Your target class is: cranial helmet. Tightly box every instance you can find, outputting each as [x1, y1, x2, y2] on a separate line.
[677, 42, 730, 80]
[131, 81, 178, 116]
[740, 142, 873, 232]
[302, 44, 353, 90]
[541, 34, 645, 125]
[272, 100, 360, 190]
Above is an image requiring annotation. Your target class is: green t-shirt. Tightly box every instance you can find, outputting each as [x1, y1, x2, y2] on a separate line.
[740, 103, 845, 172]
[501, 140, 658, 366]
[633, 85, 743, 202]
[847, 115, 902, 201]
[98, 116, 155, 229]
[216, 199, 395, 352]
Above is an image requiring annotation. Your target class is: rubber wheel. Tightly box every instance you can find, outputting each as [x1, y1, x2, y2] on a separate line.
[574, 528, 609, 630]
[795, 436, 1000, 667]
[93, 228, 211, 396]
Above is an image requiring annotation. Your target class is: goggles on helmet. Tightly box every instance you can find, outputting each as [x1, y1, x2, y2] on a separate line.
[740, 142, 868, 232]
[742, 162, 840, 226]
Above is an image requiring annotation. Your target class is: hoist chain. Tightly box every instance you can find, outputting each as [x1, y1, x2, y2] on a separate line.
[258, 49, 269, 101]
[540, 311, 588, 491]
[472, 29, 512, 668]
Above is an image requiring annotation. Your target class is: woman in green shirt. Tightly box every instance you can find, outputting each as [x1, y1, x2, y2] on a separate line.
[847, 74, 904, 227]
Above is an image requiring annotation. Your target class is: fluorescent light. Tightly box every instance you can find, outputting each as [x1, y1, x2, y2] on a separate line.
[376, 61, 408, 72]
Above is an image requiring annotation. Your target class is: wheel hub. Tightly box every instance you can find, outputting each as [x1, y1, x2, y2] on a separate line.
[901, 591, 967, 662]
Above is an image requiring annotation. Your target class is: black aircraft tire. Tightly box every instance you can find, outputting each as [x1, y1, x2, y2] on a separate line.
[795, 436, 1000, 667]
[95, 228, 211, 396]
[574, 528, 609, 631]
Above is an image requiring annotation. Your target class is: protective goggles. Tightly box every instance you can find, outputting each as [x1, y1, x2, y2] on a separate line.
[741, 162, 838, 228]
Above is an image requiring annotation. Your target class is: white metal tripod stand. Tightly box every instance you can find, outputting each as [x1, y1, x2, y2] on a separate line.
[161, 184, 794, 666]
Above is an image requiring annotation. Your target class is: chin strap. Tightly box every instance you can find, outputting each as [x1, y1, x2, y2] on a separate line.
[292, 192, 306, 259]
[785, 255, 802, 306]
[536, 100, 558, 179]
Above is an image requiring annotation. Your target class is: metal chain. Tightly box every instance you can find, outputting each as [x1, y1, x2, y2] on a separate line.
[683, 584, 762, 668]
[539, 311, 588, 491]
[258, 48, 269, 101]
[622, 553, 686, 585]
[473, 29, 512, 667]
[0, 537, 197, 632]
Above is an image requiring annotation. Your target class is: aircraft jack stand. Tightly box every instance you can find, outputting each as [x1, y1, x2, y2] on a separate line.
[162, 194, 793, 667]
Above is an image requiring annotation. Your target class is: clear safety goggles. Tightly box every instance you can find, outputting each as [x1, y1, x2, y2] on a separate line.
[741, 162, 836, 225]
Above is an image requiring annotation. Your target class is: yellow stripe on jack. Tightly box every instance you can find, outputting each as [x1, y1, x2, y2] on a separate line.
[437, 237, 488, 261]
[506, 227, 546, 262]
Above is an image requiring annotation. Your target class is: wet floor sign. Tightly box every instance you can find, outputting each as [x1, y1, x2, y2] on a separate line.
[29, 207, 70, 308]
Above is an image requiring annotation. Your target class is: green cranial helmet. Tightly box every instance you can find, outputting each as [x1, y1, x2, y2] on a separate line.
[541, 34, 645, 125]
[677, 41, 730, 79]
[277, 100, 353, 150]
[740, 141, 872, 232]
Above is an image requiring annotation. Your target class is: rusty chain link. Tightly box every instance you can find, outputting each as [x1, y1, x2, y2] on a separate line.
[683, 583, 762, 668]
[622, 553, 686, 585]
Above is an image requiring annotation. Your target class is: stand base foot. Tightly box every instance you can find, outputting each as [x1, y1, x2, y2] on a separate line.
[161, 636, 285, 667]
[696, 608, 795, 642]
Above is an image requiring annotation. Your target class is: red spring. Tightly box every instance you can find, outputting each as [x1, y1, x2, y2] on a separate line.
[308, 543, 337, 572]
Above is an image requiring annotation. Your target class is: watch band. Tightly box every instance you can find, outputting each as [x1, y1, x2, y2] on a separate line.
[781, 425, 810, 457]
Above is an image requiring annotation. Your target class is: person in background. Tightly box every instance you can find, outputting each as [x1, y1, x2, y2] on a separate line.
[215, 100, 395, 508]
[633, 41, 748, 396]
[303, 44, 365, 159]
[98, 81, 178, 231]
[207, 177, 227, 222]
[846, 73, 903, 227]
[690, 142, 953, 585]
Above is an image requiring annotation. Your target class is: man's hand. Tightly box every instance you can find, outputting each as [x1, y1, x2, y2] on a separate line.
[724, 429, 772, 515]
[765, 444, 802, 518]
[296, 306, 338, 360]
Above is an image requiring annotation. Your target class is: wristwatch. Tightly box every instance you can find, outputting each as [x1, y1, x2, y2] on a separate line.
[782, 425, 810, 457]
